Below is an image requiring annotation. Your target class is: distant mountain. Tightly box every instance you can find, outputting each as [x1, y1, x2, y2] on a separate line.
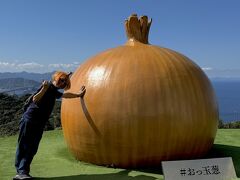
[0, 78, 41, 95]
[0, 71, 59, 95]
[0, 78, 40, 89]
[0, 71, 53, 82]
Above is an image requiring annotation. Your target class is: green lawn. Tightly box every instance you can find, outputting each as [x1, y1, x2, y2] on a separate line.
[0, 129, 239, 180]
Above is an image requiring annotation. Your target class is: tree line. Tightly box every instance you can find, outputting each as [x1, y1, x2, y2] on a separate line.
[218, 119, 240, 129]
[0, 93, 61, 137]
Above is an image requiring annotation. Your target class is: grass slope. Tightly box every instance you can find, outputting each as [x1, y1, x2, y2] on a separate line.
[0, 129, 239, 180]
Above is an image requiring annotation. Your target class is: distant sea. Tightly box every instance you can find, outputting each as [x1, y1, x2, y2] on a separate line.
[211, 80, 240, 122]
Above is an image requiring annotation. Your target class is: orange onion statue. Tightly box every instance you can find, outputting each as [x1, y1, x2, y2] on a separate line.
[61, 14, 219, 168]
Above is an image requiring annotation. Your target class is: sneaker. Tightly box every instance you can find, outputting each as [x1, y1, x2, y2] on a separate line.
[13, 173, 33, 180]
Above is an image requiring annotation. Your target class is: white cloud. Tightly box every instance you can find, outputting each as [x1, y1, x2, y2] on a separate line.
[0, 61, 81, 73]
[48, 63, 79, 68]
[0, 61, 45, 72]
[48, 62, 80, 72]
[201, 67, 240, 78]
[17, 62, 44, 70]
[0, 62, 16, 68]
[202, 67, 213, 71]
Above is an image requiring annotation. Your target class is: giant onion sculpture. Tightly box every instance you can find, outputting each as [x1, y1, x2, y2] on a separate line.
[61, 14, 218, 168]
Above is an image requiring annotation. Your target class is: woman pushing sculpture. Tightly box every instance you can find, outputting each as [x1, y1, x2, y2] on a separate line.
[14, 71, 86, 180]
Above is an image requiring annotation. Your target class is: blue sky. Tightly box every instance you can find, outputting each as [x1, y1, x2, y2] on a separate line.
[0, 0, 239, 77]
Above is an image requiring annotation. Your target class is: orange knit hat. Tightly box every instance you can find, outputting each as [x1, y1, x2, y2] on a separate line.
[52, 71, 71, 90]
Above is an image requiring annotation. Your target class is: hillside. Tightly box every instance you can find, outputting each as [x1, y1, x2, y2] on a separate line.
[0, 93, 61, 136]
[0, 71, 53, 82]
[0, 78, 41, 95]
[0, 78, 40, 89]
[0, 129, 239, 180]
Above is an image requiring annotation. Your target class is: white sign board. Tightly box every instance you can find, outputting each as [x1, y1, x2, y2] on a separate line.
[162, 157, 237, 180]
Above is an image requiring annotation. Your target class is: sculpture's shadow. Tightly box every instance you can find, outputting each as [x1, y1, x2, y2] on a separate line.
[206, 144, 240, 177]
[33, 170, 156, 180]
[135, 144, 240, 177]
[52, 144, 239, 179]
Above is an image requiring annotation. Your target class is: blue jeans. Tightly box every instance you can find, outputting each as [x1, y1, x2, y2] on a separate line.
[15, 103, 45, 174]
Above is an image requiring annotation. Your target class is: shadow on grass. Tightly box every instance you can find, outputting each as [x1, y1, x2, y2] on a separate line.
[34, 170, 156, 180]
[53, 144, 240, 179]
[206, 144, 240, 177]
[133, 144, 240, 177]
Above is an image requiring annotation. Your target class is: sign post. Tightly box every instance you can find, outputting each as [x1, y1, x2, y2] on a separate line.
[162, 157, 237, 180]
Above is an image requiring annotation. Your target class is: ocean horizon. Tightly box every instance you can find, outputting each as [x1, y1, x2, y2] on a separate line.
[211, 79, 240, 123]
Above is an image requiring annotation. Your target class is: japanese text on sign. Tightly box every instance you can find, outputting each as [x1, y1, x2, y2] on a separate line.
[162, 157, 237, 180]
[179, 165, 220, 176]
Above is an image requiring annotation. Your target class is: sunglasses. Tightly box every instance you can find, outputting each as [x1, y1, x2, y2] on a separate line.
[59, 78, 67, 84]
